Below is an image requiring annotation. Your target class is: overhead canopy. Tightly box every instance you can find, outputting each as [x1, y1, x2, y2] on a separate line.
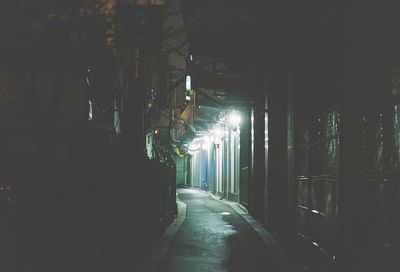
[180, 0, 287, 73]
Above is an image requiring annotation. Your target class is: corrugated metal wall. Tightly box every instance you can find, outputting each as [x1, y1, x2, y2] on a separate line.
[288, 3, 400, 271]
[294, 110, 339, 271]
[353, 80, 400, 271]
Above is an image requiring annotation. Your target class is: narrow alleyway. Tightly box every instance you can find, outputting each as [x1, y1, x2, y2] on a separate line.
[154, 188, 284, 272]
[3, 2, 400, 271]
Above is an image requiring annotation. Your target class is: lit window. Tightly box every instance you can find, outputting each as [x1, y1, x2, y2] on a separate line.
[88, 100, 93, 121]
[185, 75, 191, 91]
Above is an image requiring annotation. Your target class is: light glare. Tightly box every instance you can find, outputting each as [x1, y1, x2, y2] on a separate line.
[185, 75, 191, 91]
[228, 111, 241, 127]
[88, 100, 93, 121]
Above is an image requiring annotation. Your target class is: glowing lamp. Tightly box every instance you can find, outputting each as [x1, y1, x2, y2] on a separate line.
[228, 111, 241, 128]
[185, 75, 191, 91]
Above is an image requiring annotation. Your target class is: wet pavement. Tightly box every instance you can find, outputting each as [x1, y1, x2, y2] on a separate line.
[155, 188, 284, 272]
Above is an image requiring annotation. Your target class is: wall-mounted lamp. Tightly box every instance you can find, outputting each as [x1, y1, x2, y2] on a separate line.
[227, 111, 241, 129]
[185, 75, 191, 91]
[88, 100, 93, 121]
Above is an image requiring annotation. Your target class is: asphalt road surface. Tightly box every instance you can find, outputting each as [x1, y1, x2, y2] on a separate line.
[156, 188, 283, 272]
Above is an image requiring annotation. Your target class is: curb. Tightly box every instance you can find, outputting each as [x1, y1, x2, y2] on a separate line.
[135, 194, 187, 272]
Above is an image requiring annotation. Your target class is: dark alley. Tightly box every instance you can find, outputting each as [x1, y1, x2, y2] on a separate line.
[1, 1, 400, 272]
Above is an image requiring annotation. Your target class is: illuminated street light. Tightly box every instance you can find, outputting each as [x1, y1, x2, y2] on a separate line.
[88, 100, 93, 121]
[185, 75, 191, 91]
[227, 111, 241, 128]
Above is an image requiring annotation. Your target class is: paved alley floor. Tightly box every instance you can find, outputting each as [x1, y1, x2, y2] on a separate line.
[155, 188, 284, 272]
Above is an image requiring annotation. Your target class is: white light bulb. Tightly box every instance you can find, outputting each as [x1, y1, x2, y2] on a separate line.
[214, 128, 223, 138]
[228, 111, 241, 127]
[185, 75, 191, 91]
